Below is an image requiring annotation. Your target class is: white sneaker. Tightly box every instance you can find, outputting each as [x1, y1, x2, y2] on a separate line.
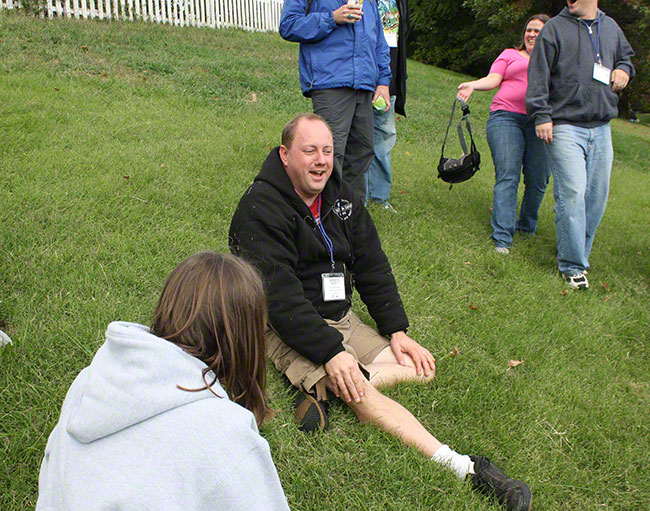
[381, 201, 397, 213]
[0, 330, 13, 348]
[368, 200, 396, 213]
[562, 272, 589, 290]
[494, 246, 510, 255]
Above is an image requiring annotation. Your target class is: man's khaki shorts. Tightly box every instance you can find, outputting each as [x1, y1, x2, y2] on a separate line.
[266, 310, 390, 398]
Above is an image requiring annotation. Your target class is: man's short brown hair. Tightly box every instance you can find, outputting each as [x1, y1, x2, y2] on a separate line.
[281, 113, 331, 148]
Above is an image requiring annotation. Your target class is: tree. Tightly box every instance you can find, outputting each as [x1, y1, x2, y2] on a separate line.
[407, 0, 490, 73]
[409, 0, 650, 111]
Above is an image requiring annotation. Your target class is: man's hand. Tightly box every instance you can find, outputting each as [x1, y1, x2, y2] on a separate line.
[536, 122, 553, 144]
[333, 3, 362, 24]
[611, 69, 630, 93]
[324, 351, 366, 403]
[372, 85, 391, 111]
[390, 331, 436, 377]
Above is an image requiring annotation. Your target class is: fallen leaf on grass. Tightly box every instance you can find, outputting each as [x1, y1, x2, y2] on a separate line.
[465, 261, 471, 265]
[559, 289, 569, 296]
[405, 151, 411, 156]
[469, 302, 479, 310]
[398, 190, 406, 195]
[116, 190, 120, 196]
[605, 295, 610, 302]
[123, 175, 130, 181]
[159, 164, 165, 168]
[508, 360, 524, 368]
[600, 282, 609, 291]
[438, 346, 460, 363]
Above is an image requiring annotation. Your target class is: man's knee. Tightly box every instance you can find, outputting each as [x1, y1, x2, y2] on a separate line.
[345, 381, 384, 424]
[370, 349, 436, 384]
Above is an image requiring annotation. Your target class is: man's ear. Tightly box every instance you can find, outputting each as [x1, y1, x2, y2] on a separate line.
[279, 145, 289, 166]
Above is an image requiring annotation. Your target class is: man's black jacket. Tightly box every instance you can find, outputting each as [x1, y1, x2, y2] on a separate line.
[229, 148, 409, 365]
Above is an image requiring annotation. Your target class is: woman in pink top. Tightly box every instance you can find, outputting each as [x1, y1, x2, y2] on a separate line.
[457, 15, 550, 254]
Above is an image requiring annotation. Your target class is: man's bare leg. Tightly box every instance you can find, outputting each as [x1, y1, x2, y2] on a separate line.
[322, 357, 533, 510]
[339, 379, 444, 457]
[367, 346, 435, 388]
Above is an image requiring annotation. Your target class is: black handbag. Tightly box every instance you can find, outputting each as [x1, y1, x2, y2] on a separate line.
[437, 98, 481, 187]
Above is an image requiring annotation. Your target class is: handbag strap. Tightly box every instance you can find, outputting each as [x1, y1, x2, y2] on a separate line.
[441, 98, 475, 157]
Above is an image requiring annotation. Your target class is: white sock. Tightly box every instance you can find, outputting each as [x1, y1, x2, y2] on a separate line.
[431, 444, 475, 480]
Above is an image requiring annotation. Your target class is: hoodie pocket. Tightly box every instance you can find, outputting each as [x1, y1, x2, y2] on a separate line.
[551, 81, 618, 122]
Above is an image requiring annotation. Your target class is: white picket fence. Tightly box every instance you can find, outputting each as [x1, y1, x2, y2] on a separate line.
[0, 0, 283, 32]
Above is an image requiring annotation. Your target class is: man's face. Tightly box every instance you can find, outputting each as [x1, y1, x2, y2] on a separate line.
[567, 0, 598, 19]
[279, 119, 334, 206]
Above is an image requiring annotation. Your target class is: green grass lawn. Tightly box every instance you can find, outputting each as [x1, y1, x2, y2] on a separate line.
[1, 12, 649, 511]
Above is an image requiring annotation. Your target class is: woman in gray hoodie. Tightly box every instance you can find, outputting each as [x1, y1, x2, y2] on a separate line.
[36, 252, 290, 511]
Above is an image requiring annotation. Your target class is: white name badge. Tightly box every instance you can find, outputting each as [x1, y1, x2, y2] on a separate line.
[322, 272, 345, 302]
[593, 63, 611, 85]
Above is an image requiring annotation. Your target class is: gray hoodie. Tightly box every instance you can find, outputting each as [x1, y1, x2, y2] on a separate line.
[36, 322, 290, 511]
[526, 7, 635, 127]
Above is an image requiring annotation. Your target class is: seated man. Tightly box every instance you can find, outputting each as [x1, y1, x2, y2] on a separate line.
[229, 113, 532, 511]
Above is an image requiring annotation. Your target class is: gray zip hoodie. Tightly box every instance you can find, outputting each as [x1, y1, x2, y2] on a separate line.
[526, 7, 635, 127]
[36, 322, 290, 511]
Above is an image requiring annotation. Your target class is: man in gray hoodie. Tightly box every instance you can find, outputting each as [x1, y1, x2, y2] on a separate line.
[526, 0, 634, 290]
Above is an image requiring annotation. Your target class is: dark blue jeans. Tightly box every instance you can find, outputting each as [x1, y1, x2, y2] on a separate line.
[486, 110, 550, 248]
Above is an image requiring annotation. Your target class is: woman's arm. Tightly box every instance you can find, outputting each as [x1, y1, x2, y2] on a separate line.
[457, 73, 503, 102]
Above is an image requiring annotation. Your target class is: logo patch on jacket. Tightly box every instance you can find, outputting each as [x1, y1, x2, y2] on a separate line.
[332, 199, 352, 220]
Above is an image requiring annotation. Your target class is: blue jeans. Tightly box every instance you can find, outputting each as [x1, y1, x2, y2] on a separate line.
[365, 95, 397, 203]
[547, 123, 613, 275]
[486, 110, 550, 248]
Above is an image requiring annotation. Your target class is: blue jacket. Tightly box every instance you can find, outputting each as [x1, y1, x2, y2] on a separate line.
[279, 0, 392, 96]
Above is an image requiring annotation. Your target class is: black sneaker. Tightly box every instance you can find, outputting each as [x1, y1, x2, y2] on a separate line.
[293, 392, 329, 433]
[469, 456, 532, 511]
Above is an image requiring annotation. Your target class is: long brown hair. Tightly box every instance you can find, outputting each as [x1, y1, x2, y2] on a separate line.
[516, 14, 550, 50]
[151, 252, 271, 426]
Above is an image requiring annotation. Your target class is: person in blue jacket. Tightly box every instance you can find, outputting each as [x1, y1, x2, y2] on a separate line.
[280, 0, 392, 201]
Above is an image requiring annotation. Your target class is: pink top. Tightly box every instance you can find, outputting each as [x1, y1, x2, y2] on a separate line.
[489, 48, 530, 115]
